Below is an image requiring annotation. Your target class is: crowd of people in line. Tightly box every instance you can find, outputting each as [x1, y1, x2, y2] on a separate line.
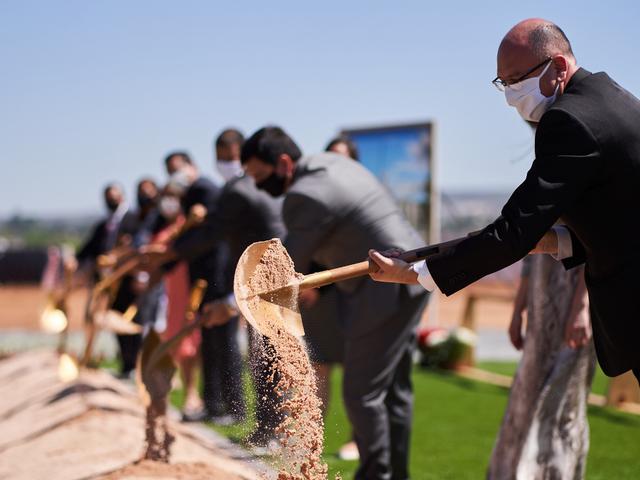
[73, 128, 410, 469]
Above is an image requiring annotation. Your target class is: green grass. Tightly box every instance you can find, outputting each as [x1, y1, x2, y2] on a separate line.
[322, 366, 639, 479]
[106, 358, 640, 479]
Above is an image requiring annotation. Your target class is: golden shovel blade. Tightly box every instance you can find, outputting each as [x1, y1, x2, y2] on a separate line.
[40, 305, 68, 334]
[94, 306, 142, 335]
[233, 239, 305, 338]
[136, 329, 176, 407]
[58, 353, 80, 382]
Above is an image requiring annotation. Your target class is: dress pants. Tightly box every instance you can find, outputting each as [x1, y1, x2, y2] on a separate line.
[200, 316, 245, 418]
[111, 275, 141, 375]
[343, 288, 428, 480]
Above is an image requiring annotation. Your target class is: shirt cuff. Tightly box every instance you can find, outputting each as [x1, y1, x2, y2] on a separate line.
[411, 260, 437, 292]
[551, 225, 573, 261]
[225, 293, 238, 310]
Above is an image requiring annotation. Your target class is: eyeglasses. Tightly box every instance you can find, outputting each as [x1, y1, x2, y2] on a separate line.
[492, 58, 551, 92]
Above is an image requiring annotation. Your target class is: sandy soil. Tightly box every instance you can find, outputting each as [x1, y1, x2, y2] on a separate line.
[0, 350, 265, 480]
[98, 460, 244, 480]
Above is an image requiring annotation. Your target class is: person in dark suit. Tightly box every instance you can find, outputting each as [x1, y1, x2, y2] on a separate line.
[242, 126, 429, 480]
[369, 19, 640, 383]
[161, 151, 245, 422]
[197, 128, 287, 447]
[110, 178, 163, 376]
[76, 182, 140, 376]
[76, 183, 131, 271]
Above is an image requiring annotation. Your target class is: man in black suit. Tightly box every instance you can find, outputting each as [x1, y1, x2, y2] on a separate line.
[370, 19, 640, 382]
[162, 151, 245, 422]
[76, 183, 140, 376]
[76, 183, 131, 270]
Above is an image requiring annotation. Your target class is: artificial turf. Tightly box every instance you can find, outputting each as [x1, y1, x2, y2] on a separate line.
[117, 357, 639, 479]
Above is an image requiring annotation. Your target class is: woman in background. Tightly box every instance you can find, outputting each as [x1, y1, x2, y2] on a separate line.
[152, 189, 204, 420]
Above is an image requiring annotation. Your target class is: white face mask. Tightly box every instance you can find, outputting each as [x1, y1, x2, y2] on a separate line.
[504, 61, 558, 123]
[167, 169, 191, 194]
[217, 159, 243, 182]
[159, 196, 181, 219]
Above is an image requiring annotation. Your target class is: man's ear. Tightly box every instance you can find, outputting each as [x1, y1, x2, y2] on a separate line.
[276, 154, 294, 177]
[553, 55, 568, 83]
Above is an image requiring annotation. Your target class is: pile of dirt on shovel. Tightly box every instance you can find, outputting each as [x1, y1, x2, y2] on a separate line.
[0, 350, 265, 480]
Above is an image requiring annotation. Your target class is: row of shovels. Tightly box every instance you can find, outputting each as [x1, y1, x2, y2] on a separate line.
[40, 205, 208, 384]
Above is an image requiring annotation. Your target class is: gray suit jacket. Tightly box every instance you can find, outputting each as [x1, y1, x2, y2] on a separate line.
[284, 153, 427, 338]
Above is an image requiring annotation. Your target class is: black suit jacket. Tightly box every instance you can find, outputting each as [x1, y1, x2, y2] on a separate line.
[426, 68, 640, 375]
[216, 175, 286, 292]
[173, 176, 227, 302]
[77, 210, 135, 263]
[173, 175, 286, 298]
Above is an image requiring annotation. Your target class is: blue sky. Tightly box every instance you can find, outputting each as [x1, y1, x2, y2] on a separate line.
[2, 0, 639, 216]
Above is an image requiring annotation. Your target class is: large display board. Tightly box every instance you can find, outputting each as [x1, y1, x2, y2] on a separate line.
[341, 122, 439, 242]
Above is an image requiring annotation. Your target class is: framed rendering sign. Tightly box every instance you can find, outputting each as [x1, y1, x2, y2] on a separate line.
[341, 121, 439, 243]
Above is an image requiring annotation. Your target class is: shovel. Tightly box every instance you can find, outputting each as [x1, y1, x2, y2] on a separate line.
[137, 279, 208, 406]
[80, 205, 208, 366]
[90, 204, 207, 303]
[93, 304, 142, 334]
[40, 260, 75, 334]
[234, 234, 475, 338]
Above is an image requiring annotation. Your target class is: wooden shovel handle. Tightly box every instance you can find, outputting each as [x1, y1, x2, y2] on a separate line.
[299, 231, 479, 291]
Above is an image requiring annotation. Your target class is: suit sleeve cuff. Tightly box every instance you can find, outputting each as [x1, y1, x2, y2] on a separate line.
[551, 225, 573, 261]
[411, 260, 438, 292]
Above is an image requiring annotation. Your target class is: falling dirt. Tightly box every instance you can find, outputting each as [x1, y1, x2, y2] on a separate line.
[244, 239, 328, 479]
[137, 329, 177, 463]
[142, 404, 174, 462]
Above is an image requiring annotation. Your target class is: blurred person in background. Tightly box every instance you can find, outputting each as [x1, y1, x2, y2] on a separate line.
[75, 183, 132, 275]
[326, 134, 359, 161]
[159, 151, 245, 423]
[491, 253, 594, 478]
[110, 178, 163, 377]
[121, 178, 162, 248]
[75, 182, 141, 377]
[149, 184, 204, 419]
[197, 128, 287, 449]
[242, 126, 429, 480]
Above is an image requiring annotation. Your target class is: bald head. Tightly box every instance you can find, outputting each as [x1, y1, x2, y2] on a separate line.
[502, 19, 574, 62]
[497, 19, 577, 99]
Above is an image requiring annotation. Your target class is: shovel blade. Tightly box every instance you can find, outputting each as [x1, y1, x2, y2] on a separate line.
[137, 329, 176, 407]
[41, 305, 68, 334]
[94, 309, 143, 335]
[234, 239, 305, 338]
